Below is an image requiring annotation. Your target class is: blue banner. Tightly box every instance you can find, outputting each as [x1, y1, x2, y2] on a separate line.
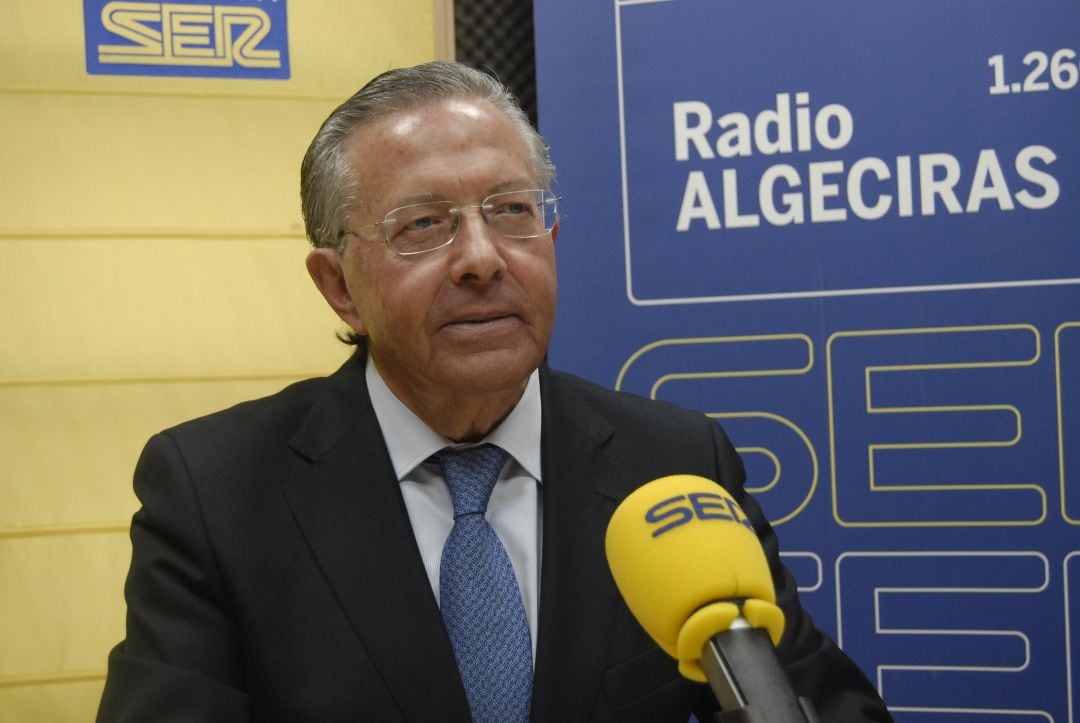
[537, 0, 1080, 716]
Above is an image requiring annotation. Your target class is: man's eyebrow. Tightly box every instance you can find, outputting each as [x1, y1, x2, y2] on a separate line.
[385, 192, 442, 209]
[487, 178, 537, 195]
[382, 180, 537, 211]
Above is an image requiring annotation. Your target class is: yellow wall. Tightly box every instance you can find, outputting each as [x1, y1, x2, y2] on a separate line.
[0, 2, 437, 719]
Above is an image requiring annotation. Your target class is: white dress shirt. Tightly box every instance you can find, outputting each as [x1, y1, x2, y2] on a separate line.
[365, 357, 543, 659]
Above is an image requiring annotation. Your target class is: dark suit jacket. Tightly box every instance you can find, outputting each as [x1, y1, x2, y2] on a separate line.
[98, 351, 891, 722]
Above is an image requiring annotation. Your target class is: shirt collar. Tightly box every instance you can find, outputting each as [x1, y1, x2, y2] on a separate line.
[365, 355, 543, 482]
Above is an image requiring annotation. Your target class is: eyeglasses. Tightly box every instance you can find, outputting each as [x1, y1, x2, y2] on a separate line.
[345, 189, 560, 256]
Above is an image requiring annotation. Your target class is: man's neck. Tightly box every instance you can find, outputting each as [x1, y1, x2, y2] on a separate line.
[416, 392, 524, 442]
[366, 356, 543, 483]
[372, 360, 529, 443]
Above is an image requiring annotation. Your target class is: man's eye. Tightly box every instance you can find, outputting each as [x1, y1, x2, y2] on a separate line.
[492, 201, 532, 217]
[405, 215, 438, 230]
[394, 211, 451, 234]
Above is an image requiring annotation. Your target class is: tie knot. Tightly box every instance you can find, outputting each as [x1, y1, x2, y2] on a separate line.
[434, 444, 509, 517]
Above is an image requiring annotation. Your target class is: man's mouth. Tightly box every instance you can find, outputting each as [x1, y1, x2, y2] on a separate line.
[441, 312, 520, 333]
[443, 308, 516, 325]
[456, 315, 511, 325]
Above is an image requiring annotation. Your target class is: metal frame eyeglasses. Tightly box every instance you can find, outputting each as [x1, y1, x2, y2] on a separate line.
[341, 189, 560, 256]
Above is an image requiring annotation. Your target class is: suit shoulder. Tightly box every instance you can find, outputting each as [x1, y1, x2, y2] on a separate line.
[543, 366, 744, 488]
[160, 374, 331, 451]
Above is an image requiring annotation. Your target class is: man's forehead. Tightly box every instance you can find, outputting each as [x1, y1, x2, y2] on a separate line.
[378, 99, 488, 139]
[342, 97, 535, 212]
[348, 97, 501, 146]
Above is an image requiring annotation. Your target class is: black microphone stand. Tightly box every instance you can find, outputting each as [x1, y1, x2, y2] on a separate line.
[703, 618, 820, 723]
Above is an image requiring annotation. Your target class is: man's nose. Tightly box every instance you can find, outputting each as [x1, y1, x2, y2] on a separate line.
[448, 207, 507, 283]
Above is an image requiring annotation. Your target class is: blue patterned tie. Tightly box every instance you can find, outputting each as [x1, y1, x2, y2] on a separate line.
[435, 444, 533, 723]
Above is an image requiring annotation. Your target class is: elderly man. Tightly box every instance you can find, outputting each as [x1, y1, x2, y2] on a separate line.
[98, 62, 891, 722]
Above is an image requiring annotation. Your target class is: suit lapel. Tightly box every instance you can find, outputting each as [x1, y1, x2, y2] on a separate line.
[532, 369, 629, 721]
[282, 352, 471, 721]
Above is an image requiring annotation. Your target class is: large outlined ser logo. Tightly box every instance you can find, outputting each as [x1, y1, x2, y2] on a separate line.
[83, 0, 290, 79]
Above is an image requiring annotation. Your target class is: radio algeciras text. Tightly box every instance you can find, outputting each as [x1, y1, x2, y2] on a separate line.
[673, 93, 1059, 231]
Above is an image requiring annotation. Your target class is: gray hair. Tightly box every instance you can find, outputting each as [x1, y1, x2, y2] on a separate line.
[300, 61, 556, 250]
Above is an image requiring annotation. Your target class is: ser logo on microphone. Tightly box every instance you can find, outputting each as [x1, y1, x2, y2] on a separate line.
[645, 492, 754, 538]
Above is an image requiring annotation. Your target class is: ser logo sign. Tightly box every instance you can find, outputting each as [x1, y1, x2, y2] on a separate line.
[83, 0, 290, 79]
[645, 492, 754, 538]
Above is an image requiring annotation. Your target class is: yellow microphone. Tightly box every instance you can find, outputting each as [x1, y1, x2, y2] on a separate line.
[605, 474, 817, 721]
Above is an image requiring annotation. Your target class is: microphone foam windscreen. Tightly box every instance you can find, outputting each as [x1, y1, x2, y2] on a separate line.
[604, 474, 777, 660]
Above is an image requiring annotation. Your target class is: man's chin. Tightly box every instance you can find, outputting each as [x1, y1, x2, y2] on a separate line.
[436, 349, 542, 394]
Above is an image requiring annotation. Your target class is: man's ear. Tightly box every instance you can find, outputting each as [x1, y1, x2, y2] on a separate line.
[305, 248, 368, 336]
[550, 219, 560, 244]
